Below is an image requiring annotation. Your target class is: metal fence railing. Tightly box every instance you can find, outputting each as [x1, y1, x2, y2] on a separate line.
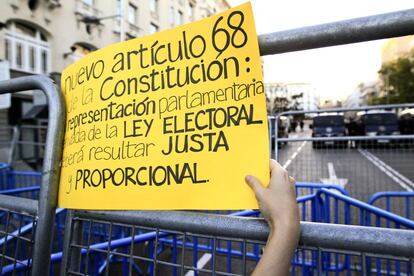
[16, 124, 47, 169]
[1, 7, 414, 276]
[271, 104, 414, 206]
[368, 191, 414, 221]
[0, 76, 65, 275]
[0, 127, 18, 165]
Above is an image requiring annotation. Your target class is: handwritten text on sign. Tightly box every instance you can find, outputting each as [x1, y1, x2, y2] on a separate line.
[58, 2, 269, 209]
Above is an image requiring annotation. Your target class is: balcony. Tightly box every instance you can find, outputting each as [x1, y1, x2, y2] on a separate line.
[75, 0, 102, 18]
[126, 23, 141, 38]
[113, 20, 142, 38]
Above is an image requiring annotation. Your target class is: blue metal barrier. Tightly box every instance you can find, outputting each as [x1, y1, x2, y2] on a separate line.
[295, 182, 349, 196]
[1, 209, 265, 275]
[314, 189, 414, 275]
[368, 191, 414, 221]
[1, 180, 413, 275]
[0, 165, 42, 190]
[7, 171, 42, 189]
[0, 185, 40, 199]
[0, 163, 10, 189]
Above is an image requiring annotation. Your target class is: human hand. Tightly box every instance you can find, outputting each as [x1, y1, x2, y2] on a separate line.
[245, 159, 299, 233]
[246, 160, 300, 275]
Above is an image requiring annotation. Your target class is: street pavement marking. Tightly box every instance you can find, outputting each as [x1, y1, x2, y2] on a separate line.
[320, 162, 348, 187]
[188, 141, 307, 274]
[283, 141, 307, 169]
[358, 149, 414, 192]
[189, 141, 307, 273]
[185, 253, 212, 276]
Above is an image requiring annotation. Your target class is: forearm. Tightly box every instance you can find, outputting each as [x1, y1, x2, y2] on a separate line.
[252, 221, 299, 276]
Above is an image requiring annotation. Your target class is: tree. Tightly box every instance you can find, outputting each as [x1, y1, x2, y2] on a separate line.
[376, 50, 414, 104]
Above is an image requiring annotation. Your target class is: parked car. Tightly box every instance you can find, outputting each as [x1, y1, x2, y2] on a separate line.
[310, 113, 347, 149]
[355, 111, 399, 147]
[398, 108, 414, 146]
[269, 116, 289, 149]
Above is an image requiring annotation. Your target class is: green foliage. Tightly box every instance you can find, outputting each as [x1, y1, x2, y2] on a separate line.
[376, 50, 414, 104]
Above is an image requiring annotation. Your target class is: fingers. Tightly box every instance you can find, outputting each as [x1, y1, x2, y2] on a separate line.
[245, 175, 264, 199]
[268, 159, 289, 188]
[269, 159, 279, 171]
[269, 159, 288, 177]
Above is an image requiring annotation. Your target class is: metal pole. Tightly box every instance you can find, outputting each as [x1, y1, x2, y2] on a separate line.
[75, 210, 414, 258]
[8, 126, 19, 165]
[258, 9, 414, 56]
[0, 76, 65, 276]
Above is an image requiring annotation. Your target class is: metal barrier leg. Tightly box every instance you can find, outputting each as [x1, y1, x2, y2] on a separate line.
[60, 210, 83, 275]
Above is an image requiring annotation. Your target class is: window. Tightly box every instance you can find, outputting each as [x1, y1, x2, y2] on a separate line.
[188, 3, 194, 20]
[150, 0, 158, 14]
[170, 6, 175, 25]
[29, 46, 36, 72]
[82, 0, 94, 6]
[150, 23, 158, 34]
[4, 21, 50, 74]
[41, 50, 48, 74]
[5, 39, 10, 62]
[115, 0, 121, 28]
[128, 4, 137, 24]
[176, 10, 183, 25]
[16, 43, 23, 69]
[116, 0, 121, 16]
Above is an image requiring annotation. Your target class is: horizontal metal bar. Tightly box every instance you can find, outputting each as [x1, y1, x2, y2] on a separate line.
[9, 171, 42, 176]
[277, 135, 414, 143]
[16, 141, 46, 146]
[368, 191, 414, 205]
[74, 210, 414, 257]
[259, 9, 414, 55]
[0, 186, 40, 195]
[318, 189, 414, 228]
[19, 125, 48, 129]
[275, 103, 414, 117]
[0, 194, 38, 216]
[300, 222, 414, 258]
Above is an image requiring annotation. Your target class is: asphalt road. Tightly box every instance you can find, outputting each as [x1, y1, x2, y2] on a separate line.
[275, 128, 414, 224]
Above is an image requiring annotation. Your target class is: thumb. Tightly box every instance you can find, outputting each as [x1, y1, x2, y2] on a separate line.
[245, 175, 264, 199]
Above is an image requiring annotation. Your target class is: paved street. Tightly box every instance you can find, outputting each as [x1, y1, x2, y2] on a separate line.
[275, 127, 414, 222]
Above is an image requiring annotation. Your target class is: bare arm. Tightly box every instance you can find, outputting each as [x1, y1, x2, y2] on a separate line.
[245, 159, 300, 276]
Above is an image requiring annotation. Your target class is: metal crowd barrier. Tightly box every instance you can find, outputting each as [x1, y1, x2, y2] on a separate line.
[368, 191, 414, 221]
[0, 163, 42, 196]
[0, 127, 18, 165]
[1, 182, 413, 275]
[272, 103, 414, 205]
[0, 76, 65, 275]
[2, 7, 414, 276]
[16, 124, 48, 170]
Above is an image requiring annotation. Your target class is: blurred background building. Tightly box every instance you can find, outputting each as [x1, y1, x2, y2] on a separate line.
[0, 0, 230, 127]
[343, 35, 414, 109]
[265, 82, 320, 114]
[0, 0, 229, 167]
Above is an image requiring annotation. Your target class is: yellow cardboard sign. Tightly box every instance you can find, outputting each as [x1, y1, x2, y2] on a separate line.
[58, 2, 269, 210]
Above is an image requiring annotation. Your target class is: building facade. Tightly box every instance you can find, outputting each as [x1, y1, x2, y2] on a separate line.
[0, 0, 230, 125]
[265, 82, 320, 114]
[343, 81, 381, 109]
[0, 0, 230, 166]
